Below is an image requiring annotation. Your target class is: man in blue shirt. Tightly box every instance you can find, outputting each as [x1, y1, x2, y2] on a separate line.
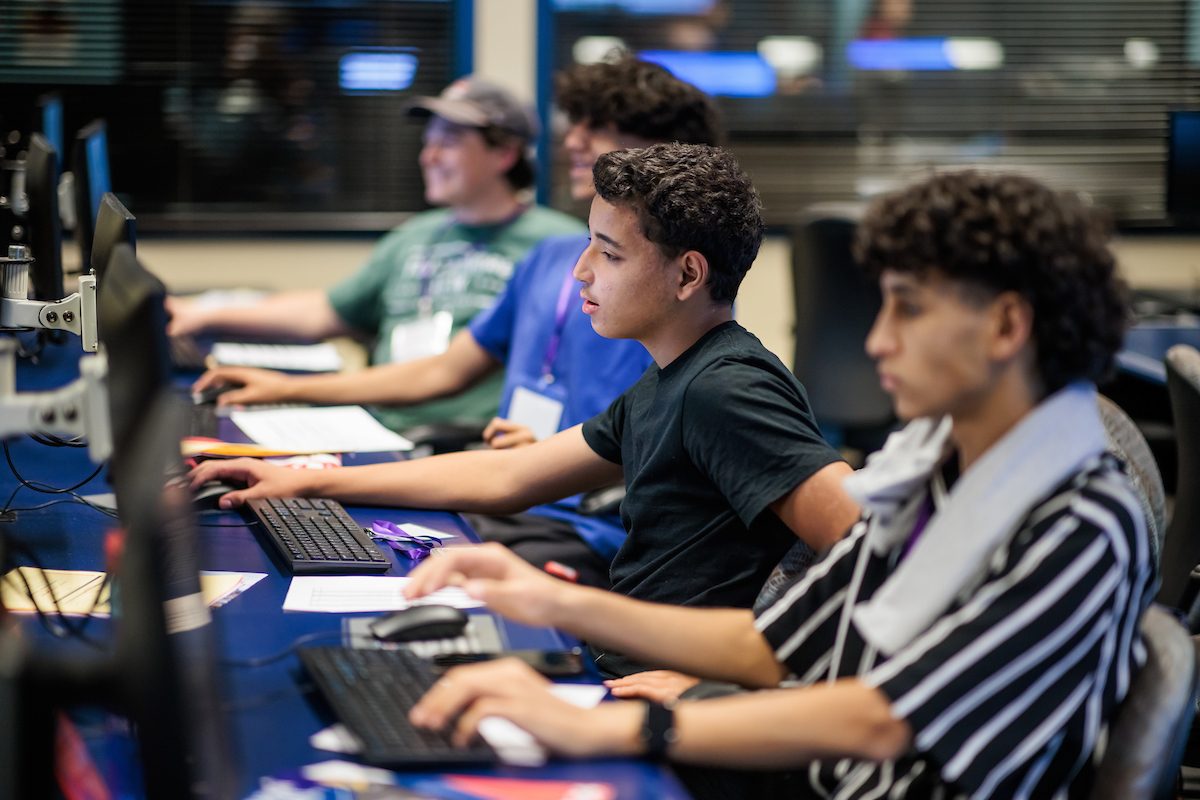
[191, 58, 723, 586]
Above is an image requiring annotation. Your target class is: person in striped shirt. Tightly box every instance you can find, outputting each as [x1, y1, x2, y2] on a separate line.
[403, 170, 1155, 799]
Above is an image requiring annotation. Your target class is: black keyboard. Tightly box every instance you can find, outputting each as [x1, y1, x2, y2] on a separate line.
[299, 646, 497, 767]
[188, 402, 220, 438]
[246, 497, 391, 574]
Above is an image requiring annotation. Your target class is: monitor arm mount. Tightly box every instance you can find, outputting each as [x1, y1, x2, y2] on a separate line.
[0, 245, 98, 352]
[0, 337, 111, 463]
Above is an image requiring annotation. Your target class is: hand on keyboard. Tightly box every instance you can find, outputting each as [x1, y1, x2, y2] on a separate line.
[188, 456, 317, 509]
[409, 657, 642, 758]
[192, 366, 295, 406]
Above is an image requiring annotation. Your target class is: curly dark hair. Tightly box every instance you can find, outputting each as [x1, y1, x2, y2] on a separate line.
[593, 143, 764, 304]
[854, 170, 1129, 394]
[555, 56, 722, 146]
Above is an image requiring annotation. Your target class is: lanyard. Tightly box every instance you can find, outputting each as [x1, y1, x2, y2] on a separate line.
[540, 270, 579, 385]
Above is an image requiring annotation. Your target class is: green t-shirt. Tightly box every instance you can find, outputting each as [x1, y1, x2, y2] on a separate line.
[327, 206, 583, 431]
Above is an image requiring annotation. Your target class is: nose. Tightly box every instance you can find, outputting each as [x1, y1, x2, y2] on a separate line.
[419, 139, 440, 167]
[571, 247, 592, 284]
[563, 121, 588, 152]
[864, 306, 893, 360]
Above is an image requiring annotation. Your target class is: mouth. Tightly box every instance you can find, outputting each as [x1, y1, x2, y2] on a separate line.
[580, 292, 599, 314]
[877, 371, 897, 392]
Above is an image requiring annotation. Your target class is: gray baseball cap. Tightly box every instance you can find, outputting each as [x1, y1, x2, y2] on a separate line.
[406, 77, 538, 141]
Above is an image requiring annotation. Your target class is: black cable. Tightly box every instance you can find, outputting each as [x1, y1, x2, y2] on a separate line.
[2, 441, 105, 501]
[221, 629, 343, 668]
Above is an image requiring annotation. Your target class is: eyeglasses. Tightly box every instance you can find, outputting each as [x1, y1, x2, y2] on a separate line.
[368, 520, 444, 561]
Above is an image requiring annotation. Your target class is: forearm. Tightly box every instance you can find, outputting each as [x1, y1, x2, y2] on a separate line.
[550, 589, 784, 688]
[197, 290, 348, 340]
[660, 680, 911, 768]
[304, 440, 611, 513]
[275, 356, 488, 406]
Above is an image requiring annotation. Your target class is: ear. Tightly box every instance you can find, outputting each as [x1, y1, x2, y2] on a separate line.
[490, 141, 521, 174]
[987, 291, 1035, 362]
[675, 250, 711, 302]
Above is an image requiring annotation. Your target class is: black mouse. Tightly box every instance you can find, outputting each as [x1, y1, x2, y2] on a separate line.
[192, 384, 236, 405]
[192, 480, 241, 510]
[369, 605, 469, 643]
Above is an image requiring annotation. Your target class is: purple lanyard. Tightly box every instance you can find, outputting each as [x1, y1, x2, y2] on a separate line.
[540, 271, 579, 385]
[900, 494, 935, 561]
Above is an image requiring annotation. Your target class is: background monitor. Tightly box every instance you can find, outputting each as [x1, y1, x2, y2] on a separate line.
[97, 243, 171, 476]
[71, 120, 111, 272]
[1167, 109, 1200, 224]
[23, 133, 65, 303]
[91, 192, 136, 283]
[35, 94, 63, 169]
[109, 391, 239, 799]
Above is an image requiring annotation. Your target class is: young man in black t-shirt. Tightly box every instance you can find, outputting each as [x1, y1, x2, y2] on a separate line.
[189, 144, 859, 676]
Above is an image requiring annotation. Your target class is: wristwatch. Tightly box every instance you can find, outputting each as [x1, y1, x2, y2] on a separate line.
[640, 699, 679, 758]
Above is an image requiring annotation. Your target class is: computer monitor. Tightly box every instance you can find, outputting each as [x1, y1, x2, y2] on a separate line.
[36, 94, 63, 169]
[97, 243, 171, 476]
[23, 133, 65, 303]
[90, 192, 135, 283]
[1167, 109, 1200, 225]
[71, 120, 112, 271]
[109, 391, 239, 799]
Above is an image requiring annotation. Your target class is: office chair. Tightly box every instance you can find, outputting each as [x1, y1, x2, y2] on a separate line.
[1090, 605, 1198, 800]
[1158, 345, 1200, 615]
[790, 204, 895, 461]
[1097, 394, 1167, 566]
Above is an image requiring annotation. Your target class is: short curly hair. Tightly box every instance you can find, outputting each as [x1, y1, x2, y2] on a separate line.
[555, 56, 722, 146]
[854, 170, 1129, 395]
[593, 143, 764, 304]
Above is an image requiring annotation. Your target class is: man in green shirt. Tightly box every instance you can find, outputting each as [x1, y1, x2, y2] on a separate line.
[167, 76, 582, 430]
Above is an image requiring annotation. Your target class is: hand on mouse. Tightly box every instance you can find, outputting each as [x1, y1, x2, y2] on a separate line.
[403, 542, 572, 629]
[191, 366, 295, 406]
[187, 457, 319, 509]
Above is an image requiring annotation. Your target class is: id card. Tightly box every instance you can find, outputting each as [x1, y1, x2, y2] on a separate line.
[389, 310, 452, 363]
[508, 386, 564, 442]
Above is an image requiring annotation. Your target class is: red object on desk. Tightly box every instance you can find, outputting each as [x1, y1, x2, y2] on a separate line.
[445, 774, 615, 800]
[543, 560, 578, 582]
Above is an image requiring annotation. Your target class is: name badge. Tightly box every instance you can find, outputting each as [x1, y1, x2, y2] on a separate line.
[508, 386, 565, 442]
[389, 310, 453, 363]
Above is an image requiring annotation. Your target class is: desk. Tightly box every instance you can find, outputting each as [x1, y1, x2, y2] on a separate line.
[3, 338, 690, 799]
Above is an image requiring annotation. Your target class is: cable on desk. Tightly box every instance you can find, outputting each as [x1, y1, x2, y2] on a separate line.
[2, 441, 105, 503]
[28, 433, 87, 448]
[222, 629, 343, 668]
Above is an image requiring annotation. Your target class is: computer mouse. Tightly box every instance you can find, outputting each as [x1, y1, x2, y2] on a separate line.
[192, 384, 235, 405]
[192, 480, 241, 510]
[369, 605, 469, 643]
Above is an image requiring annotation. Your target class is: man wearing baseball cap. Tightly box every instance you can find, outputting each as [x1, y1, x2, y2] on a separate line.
[168, 76, 582, 432]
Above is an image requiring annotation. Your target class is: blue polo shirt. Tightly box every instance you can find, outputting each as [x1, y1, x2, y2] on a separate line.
[469, 234, 653, 559]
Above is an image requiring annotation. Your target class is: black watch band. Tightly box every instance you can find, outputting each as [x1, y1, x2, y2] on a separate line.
[640, 699, 678, 758]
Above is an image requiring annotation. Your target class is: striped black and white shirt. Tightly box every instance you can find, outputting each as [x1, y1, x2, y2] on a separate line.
[754, 453, 1156, 799]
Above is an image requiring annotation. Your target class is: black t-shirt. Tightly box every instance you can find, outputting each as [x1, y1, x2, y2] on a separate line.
[582, 321, 843, 611]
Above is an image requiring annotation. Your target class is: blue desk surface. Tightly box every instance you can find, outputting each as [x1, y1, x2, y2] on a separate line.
[4, 339, 690, 799]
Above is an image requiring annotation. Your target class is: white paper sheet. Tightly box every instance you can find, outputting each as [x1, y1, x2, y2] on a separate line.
[282, 575, 484, 613]
[211, 341, 343, 372]
[230, 406, 413, 453]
